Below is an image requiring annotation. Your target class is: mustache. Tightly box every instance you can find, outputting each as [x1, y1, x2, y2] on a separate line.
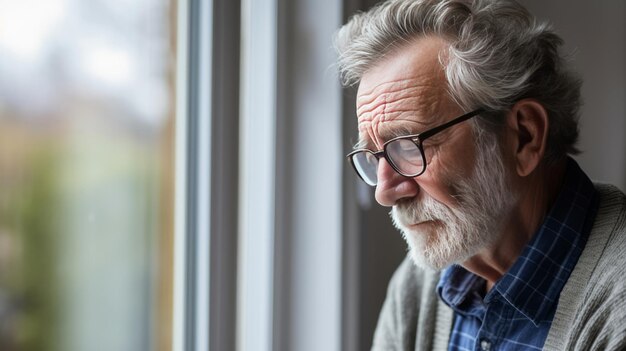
[391, 196, 456, 227]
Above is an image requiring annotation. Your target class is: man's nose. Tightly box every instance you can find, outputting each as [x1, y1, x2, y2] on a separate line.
[374, 158, 419, 207]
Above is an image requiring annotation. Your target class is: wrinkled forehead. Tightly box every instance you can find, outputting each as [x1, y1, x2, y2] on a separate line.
[355, 37, 458, 146]
[356, 36, 452, 117]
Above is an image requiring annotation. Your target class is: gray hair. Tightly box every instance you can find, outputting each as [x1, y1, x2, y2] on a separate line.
[334, 0, 582, 162]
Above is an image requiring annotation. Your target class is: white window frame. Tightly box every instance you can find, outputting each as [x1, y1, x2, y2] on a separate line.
[174, 0, 240, 350]
[239, 1, 344, 351]
[174, 0, 344, 350]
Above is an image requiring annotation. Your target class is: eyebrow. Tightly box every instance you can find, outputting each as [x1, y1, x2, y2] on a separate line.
[354, 124, 418, 151]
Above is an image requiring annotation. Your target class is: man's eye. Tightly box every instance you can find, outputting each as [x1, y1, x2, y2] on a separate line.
[400, 141, 416, 151]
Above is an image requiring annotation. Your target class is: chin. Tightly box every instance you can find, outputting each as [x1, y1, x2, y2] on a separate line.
[394, 218, 489, 271]
[396, 221, 456, 271]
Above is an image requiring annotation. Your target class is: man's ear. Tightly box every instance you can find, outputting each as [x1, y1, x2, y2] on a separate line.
[504, 99, 549, 177]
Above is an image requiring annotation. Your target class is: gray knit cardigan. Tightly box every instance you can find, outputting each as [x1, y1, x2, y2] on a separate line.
[372, 183, 626, 351]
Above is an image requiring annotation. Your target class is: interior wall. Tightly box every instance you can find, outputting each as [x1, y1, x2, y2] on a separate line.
[521, 0, 626, 191]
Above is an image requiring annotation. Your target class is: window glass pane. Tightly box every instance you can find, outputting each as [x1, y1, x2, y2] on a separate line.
[0, 0, 176, 350]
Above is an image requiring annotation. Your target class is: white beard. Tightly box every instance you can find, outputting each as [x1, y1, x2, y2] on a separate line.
[390, 130, 515, 270]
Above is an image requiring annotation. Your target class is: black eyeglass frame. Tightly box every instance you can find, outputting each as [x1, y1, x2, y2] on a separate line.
[346, 109, 484, 185]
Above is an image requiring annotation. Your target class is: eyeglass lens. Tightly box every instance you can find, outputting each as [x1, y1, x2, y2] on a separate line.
[352, 151, 378, 186]
[351, 138, 425, 186]
[385, 139, 424, 176]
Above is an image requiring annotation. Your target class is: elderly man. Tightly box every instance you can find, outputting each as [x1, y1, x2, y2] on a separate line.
[335, 0, 626, 350]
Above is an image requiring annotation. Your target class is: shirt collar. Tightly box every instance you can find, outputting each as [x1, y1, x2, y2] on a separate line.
[438, 157, 598, 326]
[438, 264, 484, 308]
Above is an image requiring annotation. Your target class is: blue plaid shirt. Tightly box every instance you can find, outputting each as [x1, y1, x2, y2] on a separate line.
[437, 158, 599, 351]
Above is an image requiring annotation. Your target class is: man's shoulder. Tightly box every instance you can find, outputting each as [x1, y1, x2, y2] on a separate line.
[592, 182, 626, 263]
[586, 182, 626, 312]
[579, 182, 626, 295]
[594, 182, 626, 220]
[544, 182, 626, 350]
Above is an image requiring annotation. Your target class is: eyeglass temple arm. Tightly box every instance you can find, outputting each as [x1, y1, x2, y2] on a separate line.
[417, 109, 484, 141]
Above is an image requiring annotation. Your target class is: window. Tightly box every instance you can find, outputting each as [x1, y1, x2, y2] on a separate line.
[0, 0, 363, 350]
[0, 0, 176, 350]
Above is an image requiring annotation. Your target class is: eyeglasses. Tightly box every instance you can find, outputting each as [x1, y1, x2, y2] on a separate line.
[346, 109, 483, 186]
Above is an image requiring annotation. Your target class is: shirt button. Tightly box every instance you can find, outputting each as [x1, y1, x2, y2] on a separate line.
[480, 339, 492, 351]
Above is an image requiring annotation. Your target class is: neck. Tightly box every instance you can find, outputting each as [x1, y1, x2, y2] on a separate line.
[461, 159, 568, 292]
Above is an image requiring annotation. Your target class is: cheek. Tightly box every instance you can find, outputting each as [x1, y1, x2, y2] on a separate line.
[437, 137, 477, 176]
[417, 141, 477, 208]
[415, 167, 460, 209]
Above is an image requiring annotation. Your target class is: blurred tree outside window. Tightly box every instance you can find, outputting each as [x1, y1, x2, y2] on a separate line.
[0, 0, 176, 350]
